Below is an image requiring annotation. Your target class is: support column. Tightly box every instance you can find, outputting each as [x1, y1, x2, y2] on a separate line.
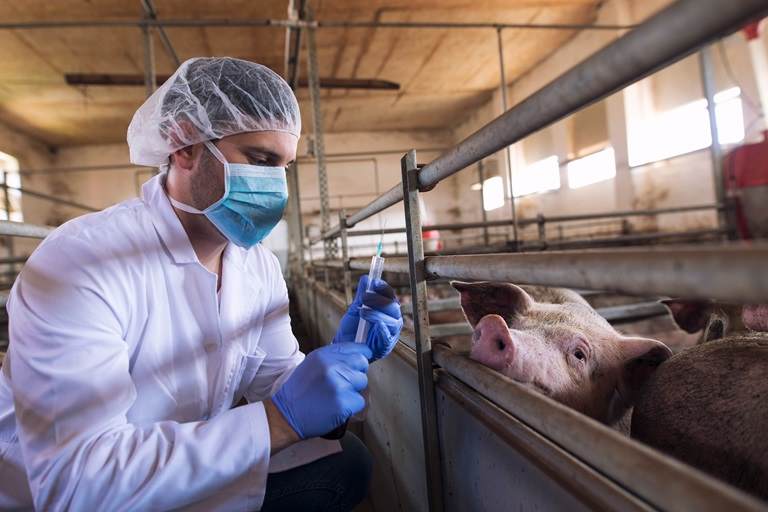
[606, 91, 635, 210]
[285, 161, 305, 281]
[401, 149, 445, 512]
[2, 171, 13, 267]
[339, 210, 352, 305]
[305, 7, 335, 260]
[699, 45, 730, 236]
[141, 22, 156, 97]
[477, 161, 490, 245]
[744, 21, 768, 132]
[496, 28, 518, 245]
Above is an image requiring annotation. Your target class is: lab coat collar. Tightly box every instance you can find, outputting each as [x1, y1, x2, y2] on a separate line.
[142, 174, 247, 270]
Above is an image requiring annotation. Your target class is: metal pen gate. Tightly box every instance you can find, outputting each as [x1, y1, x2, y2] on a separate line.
[291, 0, 768, 510]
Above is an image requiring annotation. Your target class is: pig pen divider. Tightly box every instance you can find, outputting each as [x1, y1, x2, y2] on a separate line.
[292, 1, 768, 510]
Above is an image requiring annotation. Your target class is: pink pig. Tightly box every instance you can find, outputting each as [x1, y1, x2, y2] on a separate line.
[451, 281, 672, 425]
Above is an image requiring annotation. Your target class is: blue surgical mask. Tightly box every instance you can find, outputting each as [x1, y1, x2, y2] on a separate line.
[169, 141, 289, 248]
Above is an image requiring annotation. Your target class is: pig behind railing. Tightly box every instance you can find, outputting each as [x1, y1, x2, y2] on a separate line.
[450, 281, 672, 426]
[449, 281, 768, 501]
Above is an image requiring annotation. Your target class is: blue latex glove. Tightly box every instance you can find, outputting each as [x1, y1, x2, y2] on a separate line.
[272, 342, 372, 439]
[332, 275, 403, 361]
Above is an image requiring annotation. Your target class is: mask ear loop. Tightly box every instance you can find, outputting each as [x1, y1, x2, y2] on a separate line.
[202, 140, 231, 211]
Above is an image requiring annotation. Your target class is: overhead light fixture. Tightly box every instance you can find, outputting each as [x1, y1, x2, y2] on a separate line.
[64, 73, 400, 90]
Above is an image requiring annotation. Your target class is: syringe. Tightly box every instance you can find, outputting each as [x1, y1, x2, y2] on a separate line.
[322, 242, 384, 440]
[354, 241, 385, 344]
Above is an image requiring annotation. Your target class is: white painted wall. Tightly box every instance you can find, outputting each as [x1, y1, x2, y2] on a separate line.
[0, 120, 54, 261]
[439, 0, 767, 245]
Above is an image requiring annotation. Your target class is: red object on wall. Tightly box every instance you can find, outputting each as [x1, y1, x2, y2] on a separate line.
[722, 131, 768, 238]
[743, 21, 763, 41]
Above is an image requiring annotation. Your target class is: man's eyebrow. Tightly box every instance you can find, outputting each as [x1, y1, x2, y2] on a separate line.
[240, 145, 280, 160]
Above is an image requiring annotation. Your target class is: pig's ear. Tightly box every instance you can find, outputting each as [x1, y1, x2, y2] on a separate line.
[660, 299, 713, 333]
[617, 337, 673, 405]
[450, 281, 533, 327]
[742, 304, 768, 332]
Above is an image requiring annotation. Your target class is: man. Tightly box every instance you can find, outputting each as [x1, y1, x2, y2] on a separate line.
[0, 57, 403, 511]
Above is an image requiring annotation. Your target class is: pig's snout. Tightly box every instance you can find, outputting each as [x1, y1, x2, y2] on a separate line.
[470, 314, 514, 371]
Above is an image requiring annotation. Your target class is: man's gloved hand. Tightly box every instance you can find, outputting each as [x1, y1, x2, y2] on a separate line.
[332, 275, 403, 361]
[272, 342, 372, 439]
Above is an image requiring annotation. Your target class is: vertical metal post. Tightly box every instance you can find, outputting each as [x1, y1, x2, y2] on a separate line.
[699, 46, 730, 237]
[2, 171, 13, 263]
[401, 150, 445, 512]
[305, 7, 335, 260]
[537, 214, 546, 243]
[496, 27, 519, 246]
[141, 22, 156, 97]
[339, 210, 352, 305]
[477, 161, 490, 246]
[286, 162, 305, 282]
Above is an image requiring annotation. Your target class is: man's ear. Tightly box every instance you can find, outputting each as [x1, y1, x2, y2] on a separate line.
[617, 337, 672, 406]
[170, 145, 196, 171]
[660, 299, 714, 334]
[450, 281, 533, 328]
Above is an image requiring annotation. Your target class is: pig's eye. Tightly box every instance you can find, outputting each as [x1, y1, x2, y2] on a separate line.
[573, 349, 587, 362]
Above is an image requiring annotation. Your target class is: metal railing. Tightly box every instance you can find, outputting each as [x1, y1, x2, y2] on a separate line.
[293, 1, 768, 510]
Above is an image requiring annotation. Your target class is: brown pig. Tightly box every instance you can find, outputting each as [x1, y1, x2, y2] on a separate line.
[451, 281, 672, 425]
[661, 299, 768, 343]
[631, 336, 768, 500]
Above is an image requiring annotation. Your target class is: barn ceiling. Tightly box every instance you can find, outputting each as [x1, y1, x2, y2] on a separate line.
[0, 0, 603, 147]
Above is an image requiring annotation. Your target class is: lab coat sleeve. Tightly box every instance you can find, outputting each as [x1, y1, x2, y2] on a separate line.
[243, 252, 304, 403]
[8, 235, 271, 511]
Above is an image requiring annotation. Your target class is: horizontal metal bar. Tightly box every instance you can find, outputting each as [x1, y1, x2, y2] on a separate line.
[436, 372, 651, 511]
[429, 322, 472, 338]
[595, 301, 668, 323]
[10, 185, 100, 212]
[297, 147, 448, 162]
[0, 18, 634, 31]
[16, 163, 139, 175]
[345, 184, 403, 229]
[524, 229, 725, 250]
[402, 299, 667, 328]
[0, 19, 303, 30]
[338, 204, 721, 239]
[432, 345, 765, 511]
[340, 0, 768, 228]
[317, 20, 636, 31]
[0, 221, 53, 238]
[0, 256, 29, 265]
[426, 245, 768, 303]
[539, 203, 721, 224]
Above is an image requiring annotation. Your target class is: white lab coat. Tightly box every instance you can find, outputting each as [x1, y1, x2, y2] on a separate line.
[0, 175, 310, 511]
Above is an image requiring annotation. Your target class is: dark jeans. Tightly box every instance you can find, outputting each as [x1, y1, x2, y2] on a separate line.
[261, 433, 372, 512]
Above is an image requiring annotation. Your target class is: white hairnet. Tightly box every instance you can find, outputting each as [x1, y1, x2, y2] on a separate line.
[127, 57, 301, 166]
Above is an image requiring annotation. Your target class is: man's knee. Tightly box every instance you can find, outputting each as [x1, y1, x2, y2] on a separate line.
[337, 433, 373, 507]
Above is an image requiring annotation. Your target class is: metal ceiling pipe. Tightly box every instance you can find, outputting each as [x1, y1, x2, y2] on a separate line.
[0, 221, 53, 239]
[0, 18, 634, 31]
[425, 245, 768, 304]
[343, 0, 768, 229]
[316, 20, 636, 31]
